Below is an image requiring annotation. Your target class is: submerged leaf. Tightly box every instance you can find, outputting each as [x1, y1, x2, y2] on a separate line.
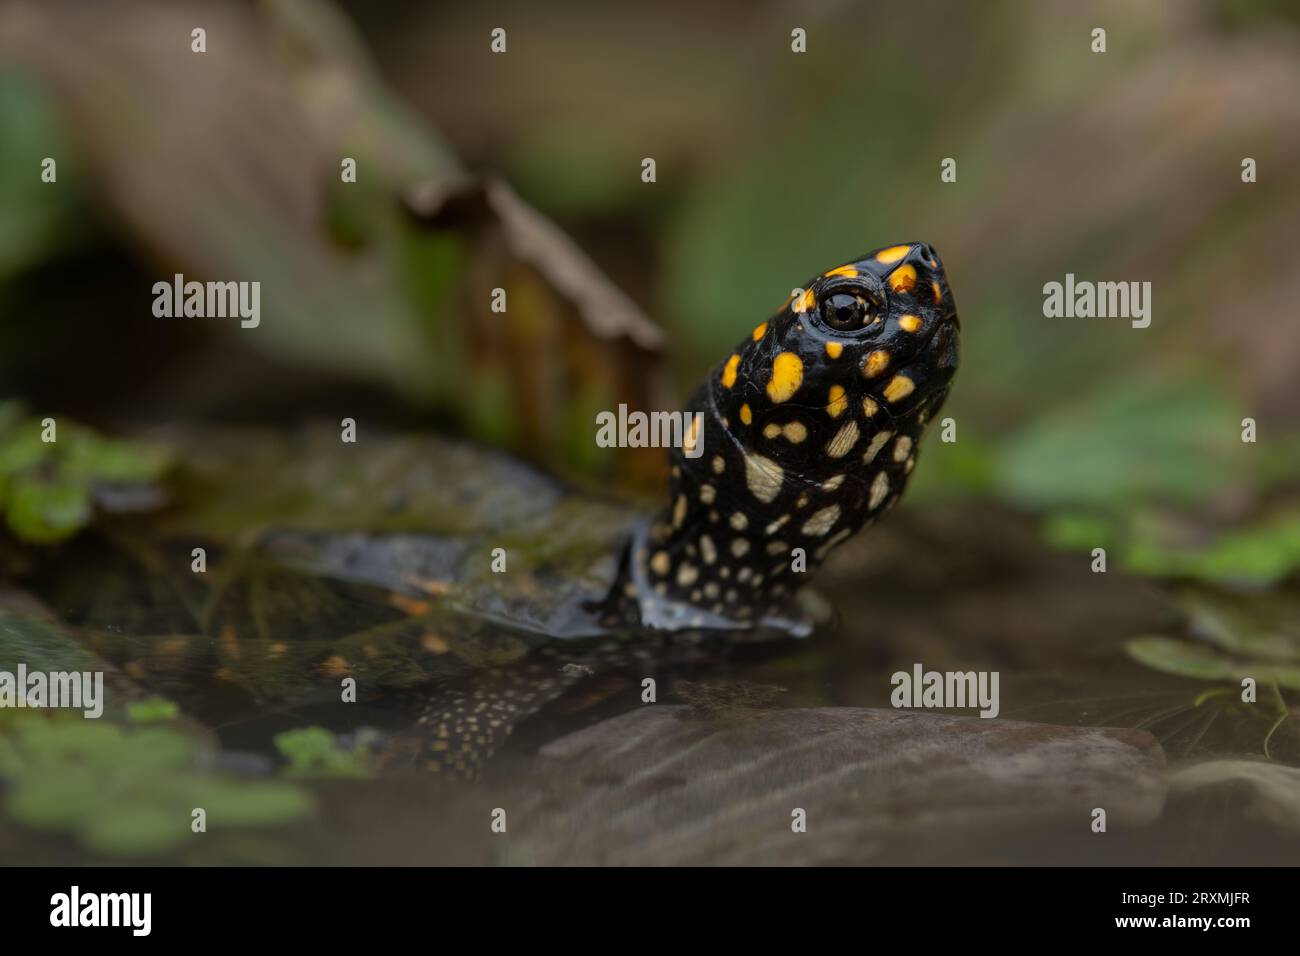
[1125, 635, 1300, 691]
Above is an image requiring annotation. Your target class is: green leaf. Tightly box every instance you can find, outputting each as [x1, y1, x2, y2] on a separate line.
[196, 782, 315, 827]
[126, 697, 181, 724]
[61, 426, 171, 484]
[4, 475, 91, 543]
[1126, 636, 1245, 681]
[998, 371, 1246, 510]
[274, 726, 371, 779]
[6, 766, 101, 830]
[1126, 510, 1300, 587]
[0, 71, 91, 280]
[112, 727, 194, 771]
[1126, 635, 1300, 691]
[80, 804, 193, 857]
[14, 719, 126, 764]
[0, 419, 51, 474]
[1042, 512, 1116, 551]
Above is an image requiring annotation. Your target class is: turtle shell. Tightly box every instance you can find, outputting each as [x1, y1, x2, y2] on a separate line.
[25, 425, 656, 714]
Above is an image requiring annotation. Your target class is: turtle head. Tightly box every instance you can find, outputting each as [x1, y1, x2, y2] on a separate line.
[632, 242, 960, 629]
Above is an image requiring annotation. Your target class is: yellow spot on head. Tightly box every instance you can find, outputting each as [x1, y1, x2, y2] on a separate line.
[752, 322, 768, 341]
[862, 350, 890, 378]
[875, 245, 910, 264]
[651, 551, 671, 575]
[767, 351, 804, 403]
[931, 280, 943, 305]
[823, 265, 858, 279]
[883, 374, 916, 403]
[721, 353, 740, 389]
[824, 341, 843, 359]
[862, 396, 880, 418]
[898, 314, 922, 333]
[740, 403, 753, 425]
[767, 420, 808, 443]
[794, 288, 816, 313]
[826, 384, 848, 418]
[888, 264, 917, 293]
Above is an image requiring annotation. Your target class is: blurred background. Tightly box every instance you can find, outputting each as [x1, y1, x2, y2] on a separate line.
[1, 0, 1300, 863]
[1, 0, 1298, 579]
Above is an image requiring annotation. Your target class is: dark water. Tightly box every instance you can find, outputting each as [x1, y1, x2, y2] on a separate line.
[3, 499, 1298, 865]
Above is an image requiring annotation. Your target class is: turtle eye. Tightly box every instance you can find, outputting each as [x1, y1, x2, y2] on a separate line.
[821, 292, 873, 331]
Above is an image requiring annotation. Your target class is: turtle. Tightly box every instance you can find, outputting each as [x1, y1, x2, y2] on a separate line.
[25, 241, 960, 778]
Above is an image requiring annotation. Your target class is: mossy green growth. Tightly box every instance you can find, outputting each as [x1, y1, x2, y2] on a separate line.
[0, 402, 171, 544]
[274, 726, 374, 779]
[1, 712, 314, 858]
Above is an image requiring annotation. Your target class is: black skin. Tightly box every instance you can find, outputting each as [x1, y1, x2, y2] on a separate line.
[411, 242, 961, 776]
[626, 241, 960, 628]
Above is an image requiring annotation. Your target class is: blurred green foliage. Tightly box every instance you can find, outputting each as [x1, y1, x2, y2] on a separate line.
[0, 71, 89, 281]
[0, 0, 1298, 583]
[1, 711, 313, 857]
[0, 401, 170, 544]
[126, 697, 181, 724]
[275, 726, 373, 779]
[0, 610, 315, 857]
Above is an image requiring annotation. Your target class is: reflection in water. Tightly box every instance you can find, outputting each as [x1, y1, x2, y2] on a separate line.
[6, 500, 1297, 865]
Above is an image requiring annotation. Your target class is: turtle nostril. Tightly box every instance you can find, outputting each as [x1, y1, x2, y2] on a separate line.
[915, 243, 935, 263]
